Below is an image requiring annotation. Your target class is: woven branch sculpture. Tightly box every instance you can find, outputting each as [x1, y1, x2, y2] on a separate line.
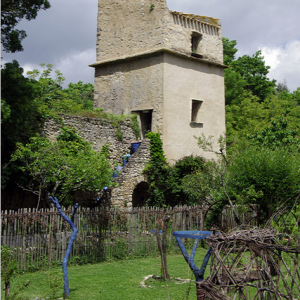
[198, 226, 300, 299]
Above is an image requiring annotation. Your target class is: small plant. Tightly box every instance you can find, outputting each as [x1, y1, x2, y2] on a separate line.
[1, 245, 17, 299]
[101, 143, 111, 158]
[48, 271, 63, 300]
[131, 114, 141, 140]
[150, 4, 155, 11]
[116, 126, 123, 142]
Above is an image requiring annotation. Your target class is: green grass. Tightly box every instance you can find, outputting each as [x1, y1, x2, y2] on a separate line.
[4, 249, 210, 300]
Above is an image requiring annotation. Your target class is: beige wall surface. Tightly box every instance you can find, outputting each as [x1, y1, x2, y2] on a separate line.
[94, 53, 165, 133]
[96, 0, 169, 62]
[162, 53, 225, 162]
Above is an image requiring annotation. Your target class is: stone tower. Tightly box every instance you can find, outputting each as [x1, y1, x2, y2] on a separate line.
[90, 0, 226, 162]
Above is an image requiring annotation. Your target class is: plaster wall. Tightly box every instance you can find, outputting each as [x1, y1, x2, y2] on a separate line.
[94, 53, 164, 133]
[162, 53, 225, 162]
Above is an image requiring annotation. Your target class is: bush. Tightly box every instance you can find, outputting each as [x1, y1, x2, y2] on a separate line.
[226, 146, 300, 221]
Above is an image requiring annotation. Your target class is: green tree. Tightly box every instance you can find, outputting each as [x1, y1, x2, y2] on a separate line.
[1, 60, 43, 188]
[247, 117, 300, 150]
[223, 38, 277, 104]
[11, 129, 112, 207]
[227, 146, 300, 221]
[230, 50, 276, 101]
[222, 38, 238, 66]
[27, 64, 94, 114]
[1, 0, 50, 53]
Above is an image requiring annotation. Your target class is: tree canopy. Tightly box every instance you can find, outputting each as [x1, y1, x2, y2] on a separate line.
[1, 0, 50, 53]
[11, 128, 112, 207]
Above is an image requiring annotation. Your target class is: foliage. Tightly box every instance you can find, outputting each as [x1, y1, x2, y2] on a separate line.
[223, 38, 276, 104]
[225, 92, 300, 153]
[144, 132, 168, 206]
[180, 160, 223, 205]
[1, 60, 44, 189]
[145, 132, 220, 206]
[11, 132, 112, 206]
[226, 146, 300, 221]
[131, 114, 141, 140]
[222, 38, 238, 66]
[272, 203, 300, 248]
[27, 63, 95, 115]
[230, 50, 276, 101]
[1, 0, 50, 53]
[1, 245, 17, 298]
[247, 117, 300, 150]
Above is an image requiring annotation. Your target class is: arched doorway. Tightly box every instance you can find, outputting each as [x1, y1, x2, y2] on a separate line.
[132, 181, 149, 207]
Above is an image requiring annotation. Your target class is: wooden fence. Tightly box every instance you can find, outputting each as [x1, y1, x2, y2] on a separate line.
[1, 206, 206, 271]
[1, 205, 257, 271]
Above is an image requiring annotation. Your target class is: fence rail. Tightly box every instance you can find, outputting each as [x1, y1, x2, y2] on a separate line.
[1, 206, 206, 271]
[1, 205, 257, 271]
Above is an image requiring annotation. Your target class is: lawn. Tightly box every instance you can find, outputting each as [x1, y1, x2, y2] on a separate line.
[5, 249, 210, 300]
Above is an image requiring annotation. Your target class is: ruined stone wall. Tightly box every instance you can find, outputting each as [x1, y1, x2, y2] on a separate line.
[43, 115, 137, 165]
[110, 139, 150, 208]
[43, 116, 151, 208]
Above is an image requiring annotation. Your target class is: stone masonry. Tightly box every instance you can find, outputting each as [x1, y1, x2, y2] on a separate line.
[43, 115, 151, 208]
[90, 0, 226, 163]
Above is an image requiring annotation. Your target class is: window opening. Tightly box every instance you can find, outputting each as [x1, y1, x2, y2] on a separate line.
[191, 31, 202, 53]
[191, 100, 203, 123]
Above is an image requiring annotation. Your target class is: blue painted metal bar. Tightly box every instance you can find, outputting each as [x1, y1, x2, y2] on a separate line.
[50, 197, 79, 299]
[173, 231, 213, 282]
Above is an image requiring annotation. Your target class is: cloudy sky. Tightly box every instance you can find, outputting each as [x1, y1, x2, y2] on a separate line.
[2, 0, 300, 92]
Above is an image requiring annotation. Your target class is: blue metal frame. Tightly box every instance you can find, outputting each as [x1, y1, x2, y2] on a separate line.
[172, 231, 212, 282]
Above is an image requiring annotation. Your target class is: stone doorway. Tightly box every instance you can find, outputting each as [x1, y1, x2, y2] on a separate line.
[139, 110, 152, 139]
[132, 181, 149, 207]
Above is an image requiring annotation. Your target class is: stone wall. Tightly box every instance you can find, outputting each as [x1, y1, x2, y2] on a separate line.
[43, 115, 151, 208]
[43, 115, 137, 165]
[111, 139, 150, 208]
[94, 0, 223, 65]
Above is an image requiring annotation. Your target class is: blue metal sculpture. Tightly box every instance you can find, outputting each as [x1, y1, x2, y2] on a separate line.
[173, 231, 213, 299]
[50, 197, 79, 299]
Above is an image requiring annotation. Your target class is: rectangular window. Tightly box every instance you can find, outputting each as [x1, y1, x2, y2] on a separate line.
[191, 99, 203, 123]
[191, 31, 202, 53]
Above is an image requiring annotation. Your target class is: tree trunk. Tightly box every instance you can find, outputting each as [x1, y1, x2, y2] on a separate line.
[155, 215, 170, 280]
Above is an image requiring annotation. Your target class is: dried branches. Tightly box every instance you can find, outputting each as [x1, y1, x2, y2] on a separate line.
[201, 227, 300, 299]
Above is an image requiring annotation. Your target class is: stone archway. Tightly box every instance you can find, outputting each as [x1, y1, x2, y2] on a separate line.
[132, 181, 149, 207]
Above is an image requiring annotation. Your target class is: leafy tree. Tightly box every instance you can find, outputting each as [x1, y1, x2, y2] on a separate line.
[247, 117, 300, 150]
[66, 81, 94, 110]
[27, 64, 94, 114]
[1, 60, 43, 188]
[222, 38, 238, 66]
[226, 90, 300, 154]
[227, 146, 300, 221]
[1, 0, 50, 53]
[11, 129, 112, 207]
[276, 79, 289, 93]
[230, 50, 276, 101]
[144, 132, 220, 207]
[223, 38, 276, 104]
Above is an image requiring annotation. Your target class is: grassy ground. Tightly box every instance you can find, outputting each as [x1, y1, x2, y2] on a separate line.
[4, 249, 210, 300]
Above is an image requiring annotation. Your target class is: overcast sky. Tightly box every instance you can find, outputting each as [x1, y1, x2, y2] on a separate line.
[2, 0, 300, 92]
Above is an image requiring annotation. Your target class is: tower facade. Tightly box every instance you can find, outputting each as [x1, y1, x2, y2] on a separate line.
[90, 0, 226, 162]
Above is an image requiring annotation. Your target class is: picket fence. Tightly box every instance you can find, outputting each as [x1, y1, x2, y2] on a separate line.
[1, 205, 257, 271]
[1, 206, 205, 271]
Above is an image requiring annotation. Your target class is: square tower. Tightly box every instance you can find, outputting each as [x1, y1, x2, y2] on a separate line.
[90, 0, 226, 162]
